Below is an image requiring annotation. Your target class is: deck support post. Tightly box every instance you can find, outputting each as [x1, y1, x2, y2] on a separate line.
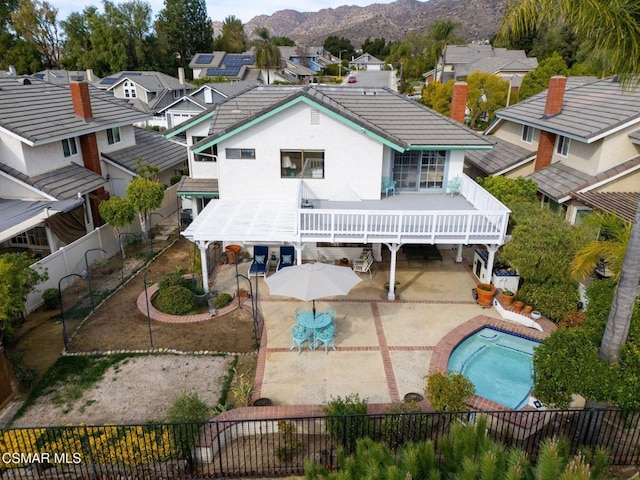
[197, 241, 212, 292]
[485, 244, 499, 283]
[456, 244, 463, 263]
[385, 242, 401, 300]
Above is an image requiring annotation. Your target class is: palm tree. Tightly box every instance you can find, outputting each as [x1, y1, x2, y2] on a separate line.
[571, 213, 631, 281]
[252, 27, 281, 85]
[497, 0, 640, 85]
[428, 19, 461, 83]
[501, 1, 640, 364]
[599, 199, 640, 362]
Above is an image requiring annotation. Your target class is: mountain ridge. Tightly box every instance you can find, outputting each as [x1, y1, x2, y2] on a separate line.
[241, 0, 509, 49]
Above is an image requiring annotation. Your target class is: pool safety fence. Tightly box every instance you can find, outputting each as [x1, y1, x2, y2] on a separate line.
[0, 408, 638, 479]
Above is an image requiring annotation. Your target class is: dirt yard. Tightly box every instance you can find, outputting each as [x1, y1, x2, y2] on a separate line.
[7, 237, 259, 427]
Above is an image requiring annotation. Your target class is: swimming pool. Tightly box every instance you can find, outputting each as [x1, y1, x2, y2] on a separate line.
[447, 327, 540, 410]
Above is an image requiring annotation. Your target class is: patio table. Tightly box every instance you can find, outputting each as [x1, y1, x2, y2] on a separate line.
[297, 312, 332, 348]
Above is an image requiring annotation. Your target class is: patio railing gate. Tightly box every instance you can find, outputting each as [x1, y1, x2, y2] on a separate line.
[0, 408, 638, 479]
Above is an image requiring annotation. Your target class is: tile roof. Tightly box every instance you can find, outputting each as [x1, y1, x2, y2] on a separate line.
[495, 76, 640, 142]
[0, 78, 149, 146]
[100, 71, 194, 91]
[571, 191, 639, 223]
[187, 85, 494, 151]
[176, 177, 219, 196]
[101, 127, 187, 174]
[0, 161, 107, 200]
[527, 155, 640, 201]
[465, 137, 535, 174]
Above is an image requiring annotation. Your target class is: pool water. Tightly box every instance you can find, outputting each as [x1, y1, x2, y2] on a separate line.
[447, 327, 540, 410]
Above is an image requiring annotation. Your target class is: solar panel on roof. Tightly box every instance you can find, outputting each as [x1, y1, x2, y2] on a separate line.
[100, 78, 117, 84]
[206, 66, 241, 77]
[33, 73, 44, 79]
[195, 54, 214, 64]
[122, 71, 141, 76]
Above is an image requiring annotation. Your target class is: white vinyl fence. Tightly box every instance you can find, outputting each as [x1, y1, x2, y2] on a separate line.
[25, 185, 179, 313]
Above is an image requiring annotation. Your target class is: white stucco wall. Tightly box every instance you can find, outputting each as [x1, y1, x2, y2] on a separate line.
[21, 141, 76, 177]
[0, 133, 28, 173]
[214, 102, 385, 201]
[98, 125, 137, 154]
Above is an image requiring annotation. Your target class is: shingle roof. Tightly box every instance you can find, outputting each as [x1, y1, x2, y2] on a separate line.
[186, 85, 494, 151]
[0, 78, 149, 146]
[495, 77, 640, 142]
[465, 137, 535, 174]
[571, 191, 639, 223]
[0, 161, 107, 200]
[101, 127, 186, 174]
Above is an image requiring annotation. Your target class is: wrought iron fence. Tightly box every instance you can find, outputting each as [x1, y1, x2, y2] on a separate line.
[0, 408, 638, 479]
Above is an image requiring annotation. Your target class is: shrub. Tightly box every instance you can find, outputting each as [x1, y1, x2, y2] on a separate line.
[424, 372, 475, 412]
[42, 288, 60, 310]
[322, 394, 370, 453]
[155, 285, 195, 315]
[213, 293, 233, 309]
[559, 310, 586, 329]
[275, 420, 302, 463]
[381, 401, 431, 451]
[516, 280, 580, 323]
[158, 270, 187, 291]
[167, 392, 211, 451]
[170, 174, 182, 185]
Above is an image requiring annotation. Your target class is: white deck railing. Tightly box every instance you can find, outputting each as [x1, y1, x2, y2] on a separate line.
[296, 174, 509, 245]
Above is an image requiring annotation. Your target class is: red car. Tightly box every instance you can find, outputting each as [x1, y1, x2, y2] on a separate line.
[347, 75, 357, 83]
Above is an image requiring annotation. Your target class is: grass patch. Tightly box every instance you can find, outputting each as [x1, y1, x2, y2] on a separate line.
[14, 354, 132, 420]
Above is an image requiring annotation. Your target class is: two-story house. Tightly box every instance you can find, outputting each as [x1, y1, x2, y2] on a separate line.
[166, 85, 510, 299]
[94, 70, 194, 128]
[466, 76, 640, 224]
[0, 77, 186, 258]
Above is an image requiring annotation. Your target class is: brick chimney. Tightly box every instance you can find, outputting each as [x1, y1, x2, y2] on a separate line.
[450, 81, 468, 124]
[69, 80, 93, 121]
[534, 76, 568, 171]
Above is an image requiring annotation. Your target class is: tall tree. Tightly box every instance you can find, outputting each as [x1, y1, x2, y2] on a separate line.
[428, 19, 463, 82]
[156, 0, 211, 69]
[252, 27, 280, 85]
[499, 0, 640, 361]
[323, 35, 355, 60]
[214, 15, 246, 53]
[600, 199, 640, 362]
[11, 0, 61, 68]
[498, 0, 640, 86]
[361, 37, 389, 59]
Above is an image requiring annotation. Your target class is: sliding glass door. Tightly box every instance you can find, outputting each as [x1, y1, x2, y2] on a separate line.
[392, 150, 447, 191]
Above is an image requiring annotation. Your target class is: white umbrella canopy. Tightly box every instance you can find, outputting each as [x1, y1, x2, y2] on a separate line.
[265, 262, 362, 316]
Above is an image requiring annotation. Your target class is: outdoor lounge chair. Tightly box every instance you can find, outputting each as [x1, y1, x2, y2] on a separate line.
[445, 176, 461, 197]
[352, 250, 374, 278]
[248, 245, 269, 278]
[277, 246, 295, 271]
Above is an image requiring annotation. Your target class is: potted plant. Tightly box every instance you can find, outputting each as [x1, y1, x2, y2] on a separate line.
[475, 283, 496, 306]
[512, 300, 524, 314]
[501, 289, 515, 307]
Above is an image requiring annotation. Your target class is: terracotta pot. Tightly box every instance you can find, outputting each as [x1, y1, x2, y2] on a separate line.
[476, 283, 496, 306]
[524, 305, 533, 315]
[512, 300, 524, 313]
[501, 291, 515, 307]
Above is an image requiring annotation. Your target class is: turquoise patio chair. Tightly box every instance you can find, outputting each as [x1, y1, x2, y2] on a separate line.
[314, 325, 336, 355]
[381, 176, 396, 197]
[290, 324, 311, 354]
[325, 307, 337, 327]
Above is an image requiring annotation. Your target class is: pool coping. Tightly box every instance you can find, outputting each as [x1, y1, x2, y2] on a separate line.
[428, 314, 555, 414]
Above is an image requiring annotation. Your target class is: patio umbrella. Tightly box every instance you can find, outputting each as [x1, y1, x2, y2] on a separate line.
[264, 262, 362, 317]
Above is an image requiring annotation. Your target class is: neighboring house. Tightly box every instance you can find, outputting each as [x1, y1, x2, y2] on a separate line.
[189, 52, 258, 81]
[158, 81, 260, 130]
[166, 85, 509, 300]
[349, 53, 384, 71]
[94, 70, 194, 128]
[427, 44, 537, 86]
[467, 76, 640, 224]
[33, 68, 101, 84]
[0, 77, 186, 259]
[278, 46, 341, 74]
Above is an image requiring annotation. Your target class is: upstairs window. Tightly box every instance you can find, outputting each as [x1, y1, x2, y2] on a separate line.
[281, 150, 324, 178]
[106, 127, 121, 145]
[556, 135, 570, 157]
[123, 80, 137, 98]
[193, 136, 217, 161]
[62, 137, 78, 157]
[521, 125, 533, 143]
[226, 148, 256, 159]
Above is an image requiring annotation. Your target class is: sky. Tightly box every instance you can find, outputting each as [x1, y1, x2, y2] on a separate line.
[51, 0, 397, 24]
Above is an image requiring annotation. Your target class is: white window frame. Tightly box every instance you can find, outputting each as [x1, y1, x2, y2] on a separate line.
[556, 135, 570, 157]
[106, 127, 121, 145]
[123, 80, 137, 98]
[225, 148, 256, 159]
[62, 137, 78, 157]
[193, 136, 217, 161]
[521, 125, 533, 143]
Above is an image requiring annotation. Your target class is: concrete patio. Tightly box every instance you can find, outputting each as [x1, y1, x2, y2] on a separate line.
[210, 246, 555, 410]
